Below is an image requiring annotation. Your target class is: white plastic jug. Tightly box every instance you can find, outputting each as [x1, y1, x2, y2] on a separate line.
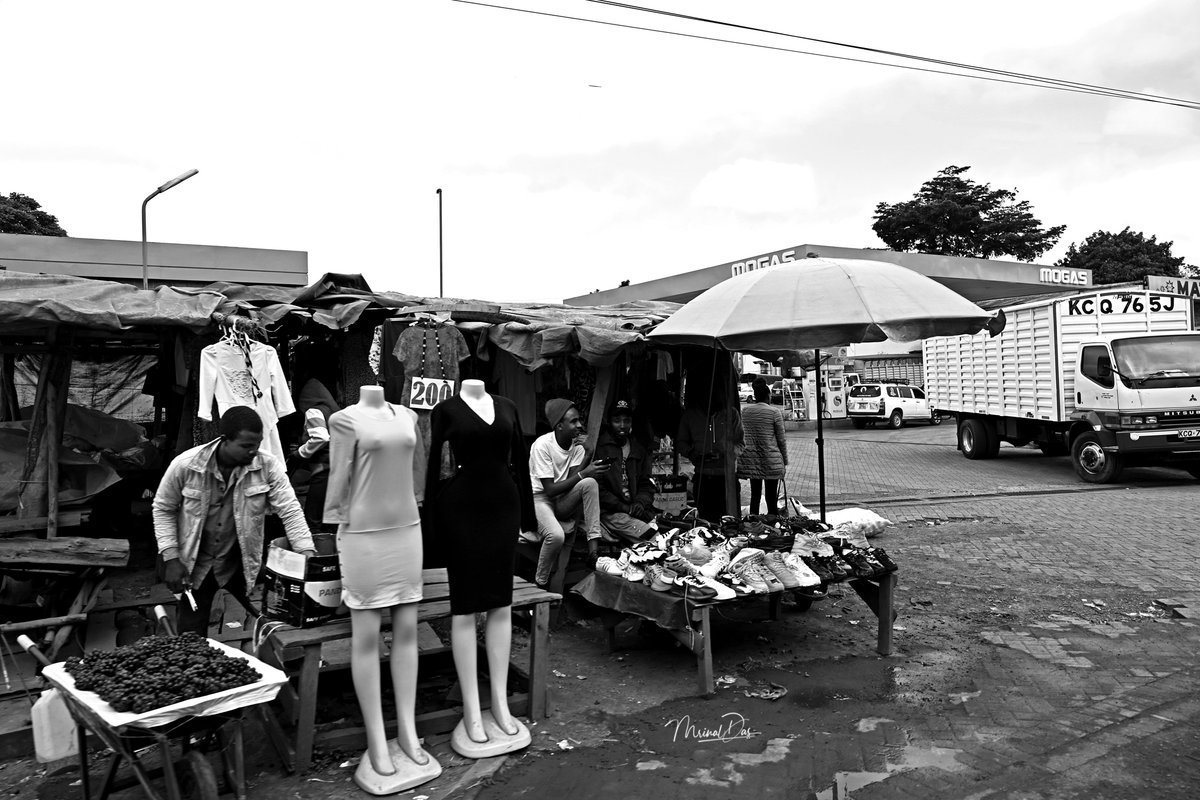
[32, 688, 79, 763]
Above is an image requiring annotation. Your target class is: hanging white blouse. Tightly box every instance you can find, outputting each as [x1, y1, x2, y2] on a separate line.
[198, 340, 295, 462]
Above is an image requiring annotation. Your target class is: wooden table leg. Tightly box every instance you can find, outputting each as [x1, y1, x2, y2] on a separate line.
[768, 592, 781, 620]
[77, 724, 91, 800]
[529, 602, 550, 719]
[876, 572, 896, 656]
[696, 606, 713, 696]
[293, 643, 322, 772]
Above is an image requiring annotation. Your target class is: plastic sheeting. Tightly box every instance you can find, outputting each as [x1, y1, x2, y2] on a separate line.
[0, 424, 121, 513]
[0, 271, 226, 334]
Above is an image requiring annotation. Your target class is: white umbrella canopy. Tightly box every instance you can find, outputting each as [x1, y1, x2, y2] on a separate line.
[649, 257, 998, 351]
[649, 256, 1003, 522]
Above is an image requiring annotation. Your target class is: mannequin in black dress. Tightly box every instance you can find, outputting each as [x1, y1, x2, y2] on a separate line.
[425, 380, 536, 757]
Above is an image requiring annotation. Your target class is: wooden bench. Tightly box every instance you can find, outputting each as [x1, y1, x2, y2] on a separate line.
[257, 569, 559, 771]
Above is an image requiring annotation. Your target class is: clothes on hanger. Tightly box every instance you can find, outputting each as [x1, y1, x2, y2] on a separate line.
[394, 320, 471, 476]
[198, 326, 295, 462]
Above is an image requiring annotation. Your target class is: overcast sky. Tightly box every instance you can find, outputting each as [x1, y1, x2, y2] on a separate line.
[5, 1, 1197, 303]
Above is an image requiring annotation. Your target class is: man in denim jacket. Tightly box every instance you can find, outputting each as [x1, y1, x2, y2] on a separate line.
[153, 406, 316, 634]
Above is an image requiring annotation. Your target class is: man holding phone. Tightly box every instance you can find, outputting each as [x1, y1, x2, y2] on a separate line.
[528, 398, 608, 587]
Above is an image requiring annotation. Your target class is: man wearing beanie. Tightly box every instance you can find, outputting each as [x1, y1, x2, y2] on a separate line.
[527, 398, 608, 588]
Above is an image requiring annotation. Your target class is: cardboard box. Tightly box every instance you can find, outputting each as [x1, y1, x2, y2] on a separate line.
[653, 474, 689, 516]
[262, 536, 346, 628]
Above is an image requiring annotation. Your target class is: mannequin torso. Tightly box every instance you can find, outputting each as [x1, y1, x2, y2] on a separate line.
[459, 379, 495, 425]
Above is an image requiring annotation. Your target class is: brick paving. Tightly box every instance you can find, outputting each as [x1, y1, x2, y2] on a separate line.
[480, 422, 1200, 799]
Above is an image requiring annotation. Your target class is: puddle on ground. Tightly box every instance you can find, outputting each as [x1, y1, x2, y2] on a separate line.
[814, 743, 966, 799]
[767, 658, 896, 708]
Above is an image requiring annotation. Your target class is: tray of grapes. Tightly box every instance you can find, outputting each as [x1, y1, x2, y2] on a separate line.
[42, 634, 288, 730]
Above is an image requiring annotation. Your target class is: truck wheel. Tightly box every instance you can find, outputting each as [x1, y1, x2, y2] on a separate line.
[888, 410, 904, 429]
[929, 411, 943, 426]
[959, 419, 994, 460]
[1071, 432, 1123, 483]
[851, 418, 867, 429]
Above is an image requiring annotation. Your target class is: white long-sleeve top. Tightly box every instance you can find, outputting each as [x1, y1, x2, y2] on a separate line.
[198, 340, 295, 462]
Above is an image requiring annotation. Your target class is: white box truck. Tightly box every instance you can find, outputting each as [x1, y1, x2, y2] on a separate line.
[923, 288, 1200, 483]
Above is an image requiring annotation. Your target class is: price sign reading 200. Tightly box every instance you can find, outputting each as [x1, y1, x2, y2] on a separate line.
[409, 378, 455, 410]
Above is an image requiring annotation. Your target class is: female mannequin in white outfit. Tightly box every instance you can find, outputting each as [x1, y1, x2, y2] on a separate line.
[325, 385, 440, 793]
[425, 379, 534, 757]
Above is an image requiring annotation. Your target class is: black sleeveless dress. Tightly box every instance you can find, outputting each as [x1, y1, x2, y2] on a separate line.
[424, 395, 535, 614]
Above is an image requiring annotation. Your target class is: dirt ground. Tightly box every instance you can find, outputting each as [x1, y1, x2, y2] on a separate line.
[5, 515, 1182, 800]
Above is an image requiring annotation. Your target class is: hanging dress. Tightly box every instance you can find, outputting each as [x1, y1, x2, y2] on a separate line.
[424, 395, 535, 615]
[198, 340, 295, 462]
[324, 403, 426, 609]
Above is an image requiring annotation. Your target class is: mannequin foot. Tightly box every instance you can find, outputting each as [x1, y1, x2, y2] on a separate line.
[463, 716, 489, 744]
[490, 707, 520, 736]
[395, 735, 431, 766]
[367, 747, 396, 777]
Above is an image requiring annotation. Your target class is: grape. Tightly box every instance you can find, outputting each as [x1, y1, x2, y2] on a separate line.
[65, 633, 260, 713]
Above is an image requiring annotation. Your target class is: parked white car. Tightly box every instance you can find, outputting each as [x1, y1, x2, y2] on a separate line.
[847, 382, 943, 429]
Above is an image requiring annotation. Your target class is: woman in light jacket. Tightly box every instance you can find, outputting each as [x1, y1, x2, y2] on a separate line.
[736, 378, 788, 515]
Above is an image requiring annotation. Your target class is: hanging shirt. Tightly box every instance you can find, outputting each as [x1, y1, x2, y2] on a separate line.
[198, 340, 295, 462]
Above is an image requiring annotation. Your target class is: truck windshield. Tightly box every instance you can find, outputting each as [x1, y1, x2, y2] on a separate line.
[1112, 335, 1200, 386]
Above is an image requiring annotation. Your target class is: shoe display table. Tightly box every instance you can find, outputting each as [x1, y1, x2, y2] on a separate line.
[573, 570, 896, 695]
[257, 569, 559, 771]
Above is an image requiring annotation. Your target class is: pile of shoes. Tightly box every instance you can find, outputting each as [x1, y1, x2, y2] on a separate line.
[595, 521, 832, 601]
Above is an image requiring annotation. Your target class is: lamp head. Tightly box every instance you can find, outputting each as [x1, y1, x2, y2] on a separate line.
[157, 169, 199, 193]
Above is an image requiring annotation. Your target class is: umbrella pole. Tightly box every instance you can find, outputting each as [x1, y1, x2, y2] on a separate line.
[815, 349, 826, 522]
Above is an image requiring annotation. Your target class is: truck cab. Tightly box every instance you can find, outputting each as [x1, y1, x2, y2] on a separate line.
[1070, 332, 1200, 481]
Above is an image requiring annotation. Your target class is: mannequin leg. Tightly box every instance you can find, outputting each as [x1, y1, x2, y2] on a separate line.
[484, 606, 520, 735]
[349, 608, 394, 775]
[451, 614, 488, 743]
[388, 603, 430, 765]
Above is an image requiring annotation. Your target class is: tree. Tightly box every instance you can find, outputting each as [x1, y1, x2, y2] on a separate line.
[872, 165, 1064, 261]
[1055, 227, 1187, 285]
[0, 192, 68, 236]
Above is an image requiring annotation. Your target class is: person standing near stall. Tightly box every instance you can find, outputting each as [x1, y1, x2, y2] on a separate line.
[677, 384, 744, 522]
[737, 377, 789, 515]
[153, 405, 316, 636]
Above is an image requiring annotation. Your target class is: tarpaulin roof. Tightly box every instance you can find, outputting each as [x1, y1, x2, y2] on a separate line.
[0, 270, 227, 334]
[0, 269, 681, 367]
[203, 273, 682, 367]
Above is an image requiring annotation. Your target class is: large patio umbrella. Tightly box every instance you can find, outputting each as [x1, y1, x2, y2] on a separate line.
[649, 257, 1003, 518]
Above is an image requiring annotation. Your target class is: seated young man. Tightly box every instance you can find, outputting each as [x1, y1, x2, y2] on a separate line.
[528, 399, 609, 587]
[594, 399, 657, 543]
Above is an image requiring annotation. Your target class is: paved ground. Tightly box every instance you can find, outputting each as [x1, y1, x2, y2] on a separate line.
[472, 422, 1200, 800]
[15, 421, 1200, 799]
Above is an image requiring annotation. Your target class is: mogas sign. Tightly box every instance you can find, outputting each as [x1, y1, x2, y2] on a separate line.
[1039, 267, 1091, 286]
[728, 248, 797, 277]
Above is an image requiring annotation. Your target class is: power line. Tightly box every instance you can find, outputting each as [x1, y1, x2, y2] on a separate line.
[451, 0, 1200, 110]
[587, 0, 1198, 108]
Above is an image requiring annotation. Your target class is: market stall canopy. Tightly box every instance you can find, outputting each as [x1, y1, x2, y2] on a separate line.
[0, 270, 226, 334]
[648, 257, 1002, 351]
[208, 272, 682, 367]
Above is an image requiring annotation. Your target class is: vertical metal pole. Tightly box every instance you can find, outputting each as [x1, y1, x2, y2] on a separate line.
[436, 188, 444, 298]
[141, 195, 152, 290]
[815, 349, 826, 522]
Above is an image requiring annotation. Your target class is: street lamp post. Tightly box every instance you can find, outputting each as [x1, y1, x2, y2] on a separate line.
[141, 169, 199, 290]
[436, 188, 443, 298]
